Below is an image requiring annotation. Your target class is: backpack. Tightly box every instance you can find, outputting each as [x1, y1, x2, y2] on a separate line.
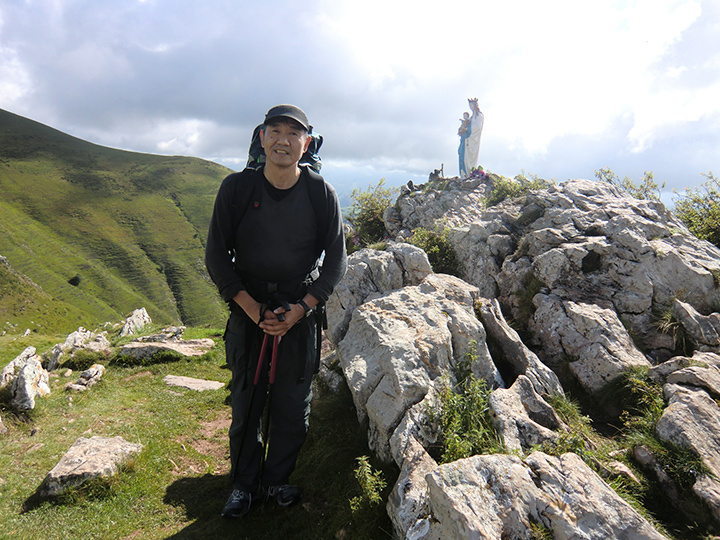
[246, 124, 323, 172]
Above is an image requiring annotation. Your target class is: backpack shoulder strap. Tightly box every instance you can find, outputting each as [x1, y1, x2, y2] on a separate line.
[230, 167, 264, 239]
[303, 166, 331, 257]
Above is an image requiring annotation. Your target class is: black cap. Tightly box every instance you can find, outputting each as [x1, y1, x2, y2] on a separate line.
[264, 104, 310, 131]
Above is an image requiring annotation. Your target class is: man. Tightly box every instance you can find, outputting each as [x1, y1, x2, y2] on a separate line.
[205, 104, 347, 518]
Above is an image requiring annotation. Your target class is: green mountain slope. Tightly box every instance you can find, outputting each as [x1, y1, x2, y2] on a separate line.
[0, 109, 231, 334]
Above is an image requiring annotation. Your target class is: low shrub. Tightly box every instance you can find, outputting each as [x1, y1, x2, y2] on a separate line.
[485, 172, 549, 206]
[673, 172, 720, 248]
[348, 455, 387, 512]
[347, 179, 395, 249]
[407, 226, 460, 276]
[595, 167, 665, 201]
[432, 372, 504, 463]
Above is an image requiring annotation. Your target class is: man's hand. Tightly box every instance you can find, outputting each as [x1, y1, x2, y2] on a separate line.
[259, 304, 304, 336]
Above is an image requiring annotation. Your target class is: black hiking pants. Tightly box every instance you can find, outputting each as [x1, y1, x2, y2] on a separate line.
[224, 309, 315, 492]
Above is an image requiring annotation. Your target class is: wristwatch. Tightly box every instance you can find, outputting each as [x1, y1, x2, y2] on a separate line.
[298, 299, 312, 315]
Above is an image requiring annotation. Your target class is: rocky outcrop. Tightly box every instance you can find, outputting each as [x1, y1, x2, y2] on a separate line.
[398, 179, 720, 363]
[65, 364, 106, 392]
[412, 452, 669, 540]
[326, 242, 433, 345]
[338, 272, 502, 463]
[118, 326, 214, 360]
[649, 352, 720, 523]
[0, 347, 50, 411]
[119, 307, 152, 337]
[530, 294, 652, 393]
[46, 327, 112, 371]
[384, 176, 492, 239]
[672, 299, 720, 351]
[328, 175, 720, 538]
[477, 297, 562, 397]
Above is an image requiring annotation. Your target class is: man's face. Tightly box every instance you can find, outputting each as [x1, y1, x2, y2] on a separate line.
[260, 119, 311, 168]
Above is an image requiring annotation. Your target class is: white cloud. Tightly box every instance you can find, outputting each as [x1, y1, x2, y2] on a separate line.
[0, 0, 717, 192]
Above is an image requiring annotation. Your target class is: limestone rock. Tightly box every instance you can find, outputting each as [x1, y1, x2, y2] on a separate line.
[657, 383, 720, 479]
[314, 350, 344, 394]
[672, 299, 720, 352]
[388, 178, 720, 363]
[389, 390, 441, 466]
[384, 178, 490, 239]
[633, 445, 709, 526]
[477, 297, 563, 397]
[337, 273, 503, 463]
[118, 327, 214, 360]
[39, 436, 143, 498]
[694, 475, 720, 526]
[119, 307, 152, 337]
[414, 451, 668, 540]
[1, 346, 37, 389]
[163, 375, 224, 391]
[530, 294, 651, 393]
[8, 353, 50, 411]
[326, 243, 432, 346]
[66, 364, 106, 392]
[387, 436, 436, 539]
[47, 327, 112, 371]
[489, 375, 565, 452]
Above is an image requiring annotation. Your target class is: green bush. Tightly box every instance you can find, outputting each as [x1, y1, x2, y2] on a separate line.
[485, 172, 549, 206]
[594, 167, 665, 201]
[434, 375, 503, 463]
[673, 172, 720, 248]
[59, 348, 110, 371]
[347, 179, 395, 250]
[348, 455, 387, 512]
[407, 227, 460, 276]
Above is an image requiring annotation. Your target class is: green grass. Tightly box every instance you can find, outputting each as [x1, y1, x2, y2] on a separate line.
[0, 331, 397, 540]
[0, 109, 229, 335]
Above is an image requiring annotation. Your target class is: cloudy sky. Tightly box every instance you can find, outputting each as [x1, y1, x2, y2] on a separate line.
[1, 0, 718, 204]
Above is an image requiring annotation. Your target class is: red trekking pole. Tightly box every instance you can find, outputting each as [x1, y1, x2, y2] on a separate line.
[231, 313, 283, 486]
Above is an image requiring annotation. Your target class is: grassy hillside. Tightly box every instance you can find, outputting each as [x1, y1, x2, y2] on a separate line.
[0, 109, 230, 334]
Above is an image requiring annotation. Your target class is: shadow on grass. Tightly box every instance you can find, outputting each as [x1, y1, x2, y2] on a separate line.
[163, 473, 354, 540]
[163, 383, 398, 540]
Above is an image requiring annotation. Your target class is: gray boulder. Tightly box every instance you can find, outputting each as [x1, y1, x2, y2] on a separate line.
[118, 327, 214, 360]
[326, 242, 432, 346]
[119, 307, 152, 337]
[1, 347, 51, 411]
[47, 327, 112, 371]
[39, 436, 143, 498]
[337, 273, 503, 463]
[530, 294, 651, 393]
[65, 364, 106, 392]
[410, 451, 669, 540]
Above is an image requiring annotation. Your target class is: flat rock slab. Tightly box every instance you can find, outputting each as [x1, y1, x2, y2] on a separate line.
[118, 338, 215, 360]
[40, 436, 143, 498]
[163, 375, 224, 391]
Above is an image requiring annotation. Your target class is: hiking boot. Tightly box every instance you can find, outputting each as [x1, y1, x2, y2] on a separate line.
[221, 489, 255, 518]
[265, 484, 303, 507]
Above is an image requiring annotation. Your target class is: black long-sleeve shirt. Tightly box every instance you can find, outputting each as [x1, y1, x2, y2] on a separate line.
[205, 166, 347, 305]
